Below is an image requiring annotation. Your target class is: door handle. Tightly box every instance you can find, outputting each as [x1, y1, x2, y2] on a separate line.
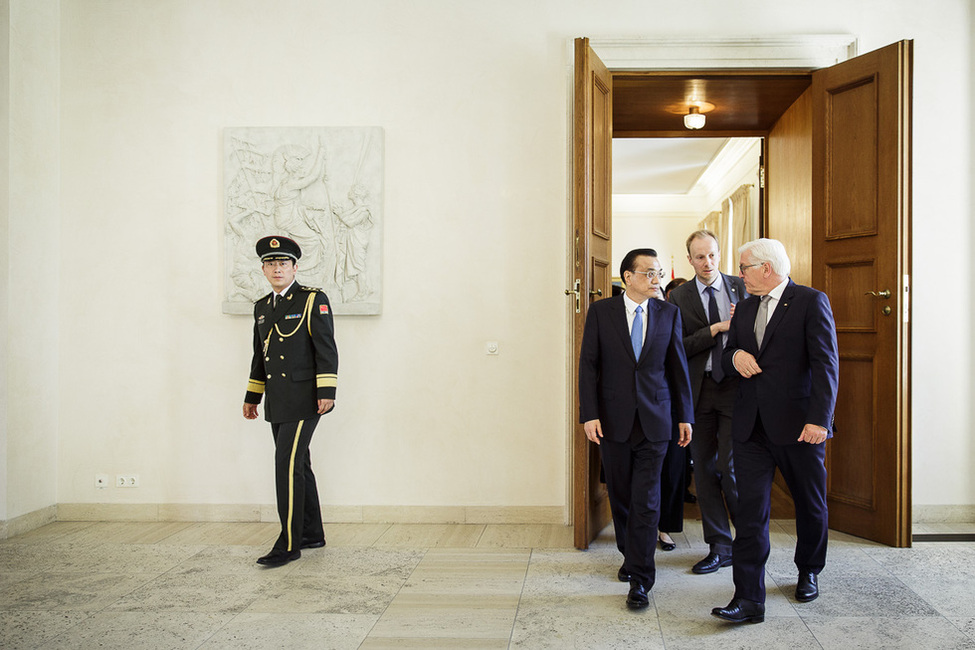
[865, 289, 891, 299]
[565, 279, 581, 314]
[590, 288, 603, 297]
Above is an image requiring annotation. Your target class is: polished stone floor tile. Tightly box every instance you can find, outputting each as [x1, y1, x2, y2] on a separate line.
[805, 616, 975, 649]
[156, 522, 279, 546]
[477, 525, 574, 548]
[370, 592, 519, 640]
[360, 637, 510, 649]
[511, 598, 665, 649]
[198, 612, 377, 650]
[291, 546, 424, 579]
[0, 572, 152, 611]
[105, 571, 282, 613]
[951, 617, 975, 641]
[55, 521, 195, 545]
[46, 611, 235, 650]
[323, 523, 392, 546]
[1, 522, 95, 543]
[3, 520, 975, 648]
[375, 524, 484, 548]
[244, 573, 406, 614]
[0, 611, 91, 650]
[658, 612, 821, 650]
[765, 547, 939, 617]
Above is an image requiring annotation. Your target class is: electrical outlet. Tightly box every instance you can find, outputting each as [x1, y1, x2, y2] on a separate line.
[95, 474, 110, 489]
[116, 474, 140, 488]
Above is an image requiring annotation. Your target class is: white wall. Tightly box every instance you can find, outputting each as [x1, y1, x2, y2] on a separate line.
[612, 214, 701, 283]
[3, 0, 60, 522]
[0, 0, 970, 522]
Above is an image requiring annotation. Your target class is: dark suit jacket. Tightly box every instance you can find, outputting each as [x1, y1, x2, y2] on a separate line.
[721, 279, 838, 446]
[245, 283, 339, 424]
[579, 295, 694, 442]
[668, 273, 747, 404]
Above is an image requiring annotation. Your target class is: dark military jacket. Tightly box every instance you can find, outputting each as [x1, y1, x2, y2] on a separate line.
[244, 283, 338, 423]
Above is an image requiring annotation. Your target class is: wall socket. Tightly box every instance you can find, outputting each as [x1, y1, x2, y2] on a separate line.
[116, 474, 140, 488]
[95, 474, 110, 489]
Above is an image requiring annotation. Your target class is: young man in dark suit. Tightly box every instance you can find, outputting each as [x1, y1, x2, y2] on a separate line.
[712, 238, 839, 624]
[243, 235, 339, 567]
[668, 230, 747, 575]
[579, 248, 694, 610]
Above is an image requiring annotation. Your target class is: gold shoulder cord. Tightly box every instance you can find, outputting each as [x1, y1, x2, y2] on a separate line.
[262, 293, 316, 353]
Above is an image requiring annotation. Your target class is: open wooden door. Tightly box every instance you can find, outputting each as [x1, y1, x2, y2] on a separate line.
[570, 38, 614, 549]
[811, 41, 913, 547]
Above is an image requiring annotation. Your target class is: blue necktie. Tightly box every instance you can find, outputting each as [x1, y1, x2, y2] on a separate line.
[631, 305, 643, 359]
[705, 286, 724, 382]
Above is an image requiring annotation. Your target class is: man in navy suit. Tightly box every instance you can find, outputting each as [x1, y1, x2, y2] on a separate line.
[668, 230, 747, 575]
[579, 248, 694, 610]
[712, 238, 839, 624]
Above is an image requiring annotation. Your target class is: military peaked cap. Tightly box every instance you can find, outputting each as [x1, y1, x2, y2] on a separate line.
[256, 235, 301, 262]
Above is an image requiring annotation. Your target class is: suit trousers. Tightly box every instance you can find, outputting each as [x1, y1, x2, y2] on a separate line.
[688, 375, 739, 555]
[271, 415, 326, 552]
[657, 419, 686, 533]
[599, 412, 669, 589]
[732, 414, 829, 603]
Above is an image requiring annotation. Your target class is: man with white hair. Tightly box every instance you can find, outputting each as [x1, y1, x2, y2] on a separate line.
[711, 238, 839, 624]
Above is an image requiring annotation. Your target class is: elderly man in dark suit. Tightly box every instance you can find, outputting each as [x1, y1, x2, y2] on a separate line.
[668, 230, 747, 575]
[579, 248, 694, 610]
[712, 238, 838, 624]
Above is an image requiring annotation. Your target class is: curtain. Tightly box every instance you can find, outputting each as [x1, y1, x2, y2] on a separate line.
[730, 183, 757, 264]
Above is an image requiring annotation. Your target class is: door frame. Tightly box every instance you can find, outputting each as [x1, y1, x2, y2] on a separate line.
[567, 35, 907, 546]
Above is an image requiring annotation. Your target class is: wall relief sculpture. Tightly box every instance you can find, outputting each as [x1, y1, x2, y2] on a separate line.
[223, 127, 384, 315]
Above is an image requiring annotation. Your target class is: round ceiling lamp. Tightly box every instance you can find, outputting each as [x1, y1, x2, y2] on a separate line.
[684, 106, 706, 130]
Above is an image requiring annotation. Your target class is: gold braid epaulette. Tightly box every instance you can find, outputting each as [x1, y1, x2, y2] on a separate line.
[300, 286, 323, 293]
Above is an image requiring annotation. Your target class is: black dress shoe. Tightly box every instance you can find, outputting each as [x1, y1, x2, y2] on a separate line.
[256, 549, 301, 567]
[301, 538, 327, 549]
[658, 535, 677, 552]
[692, 552, 732, 574]
[711, 597, 765, 624]
[684, 490, 697, 504]
[626, 582, 650, 610]
[617, 564, 631, 582]
[795, 571, 819, 602]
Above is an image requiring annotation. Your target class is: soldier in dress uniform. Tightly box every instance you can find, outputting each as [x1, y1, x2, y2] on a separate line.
[243, 235, 339, 567]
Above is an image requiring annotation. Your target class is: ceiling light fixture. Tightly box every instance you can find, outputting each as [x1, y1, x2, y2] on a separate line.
[684, 105, 706, 130]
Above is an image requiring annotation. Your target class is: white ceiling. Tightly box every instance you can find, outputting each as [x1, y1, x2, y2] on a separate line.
[613, 138, 729, 195]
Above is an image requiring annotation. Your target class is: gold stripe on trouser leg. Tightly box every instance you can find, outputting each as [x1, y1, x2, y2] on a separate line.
[286, 420, 305, 551]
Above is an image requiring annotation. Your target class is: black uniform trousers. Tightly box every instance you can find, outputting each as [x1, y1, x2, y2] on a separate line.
[731, 413, 828, 603]
[599, 411, 669, 589]
[271, 415, 326, 552]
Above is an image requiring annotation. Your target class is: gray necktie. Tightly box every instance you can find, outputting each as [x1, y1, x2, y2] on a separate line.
[754, 295, 771, 349]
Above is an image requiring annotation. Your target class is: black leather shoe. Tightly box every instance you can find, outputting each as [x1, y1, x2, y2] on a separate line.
[658, 534, 676, 552]
[626, 582, 650, 610]
[301, 538, 326, 549]
[795, 571, 819, 602]
[256, 549, 301, 567]
[684, 490, 697, 504]
[617, 564, 631, 582]
[692, 552, 732, 574]
[711, 597, 765, 624]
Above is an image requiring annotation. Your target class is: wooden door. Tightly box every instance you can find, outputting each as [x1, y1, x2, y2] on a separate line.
[570, 38, 614, 549]
[811, 41, 912, 547]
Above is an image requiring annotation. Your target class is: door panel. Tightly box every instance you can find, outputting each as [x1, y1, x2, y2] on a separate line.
[812, 40, 912, 547]
[571, 37, 614, 549]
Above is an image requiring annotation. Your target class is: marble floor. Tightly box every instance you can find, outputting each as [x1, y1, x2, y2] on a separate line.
[2, 520, 975, 649]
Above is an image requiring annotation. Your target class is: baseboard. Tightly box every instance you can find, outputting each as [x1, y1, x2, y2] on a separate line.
[912, 505, 975, 523]
[55, 503, 567, 525]
[0, 505, 57, 540]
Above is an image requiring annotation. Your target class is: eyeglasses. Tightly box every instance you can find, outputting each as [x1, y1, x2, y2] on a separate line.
[739, 263, 763, 273]
[631, 269, 667, 280]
